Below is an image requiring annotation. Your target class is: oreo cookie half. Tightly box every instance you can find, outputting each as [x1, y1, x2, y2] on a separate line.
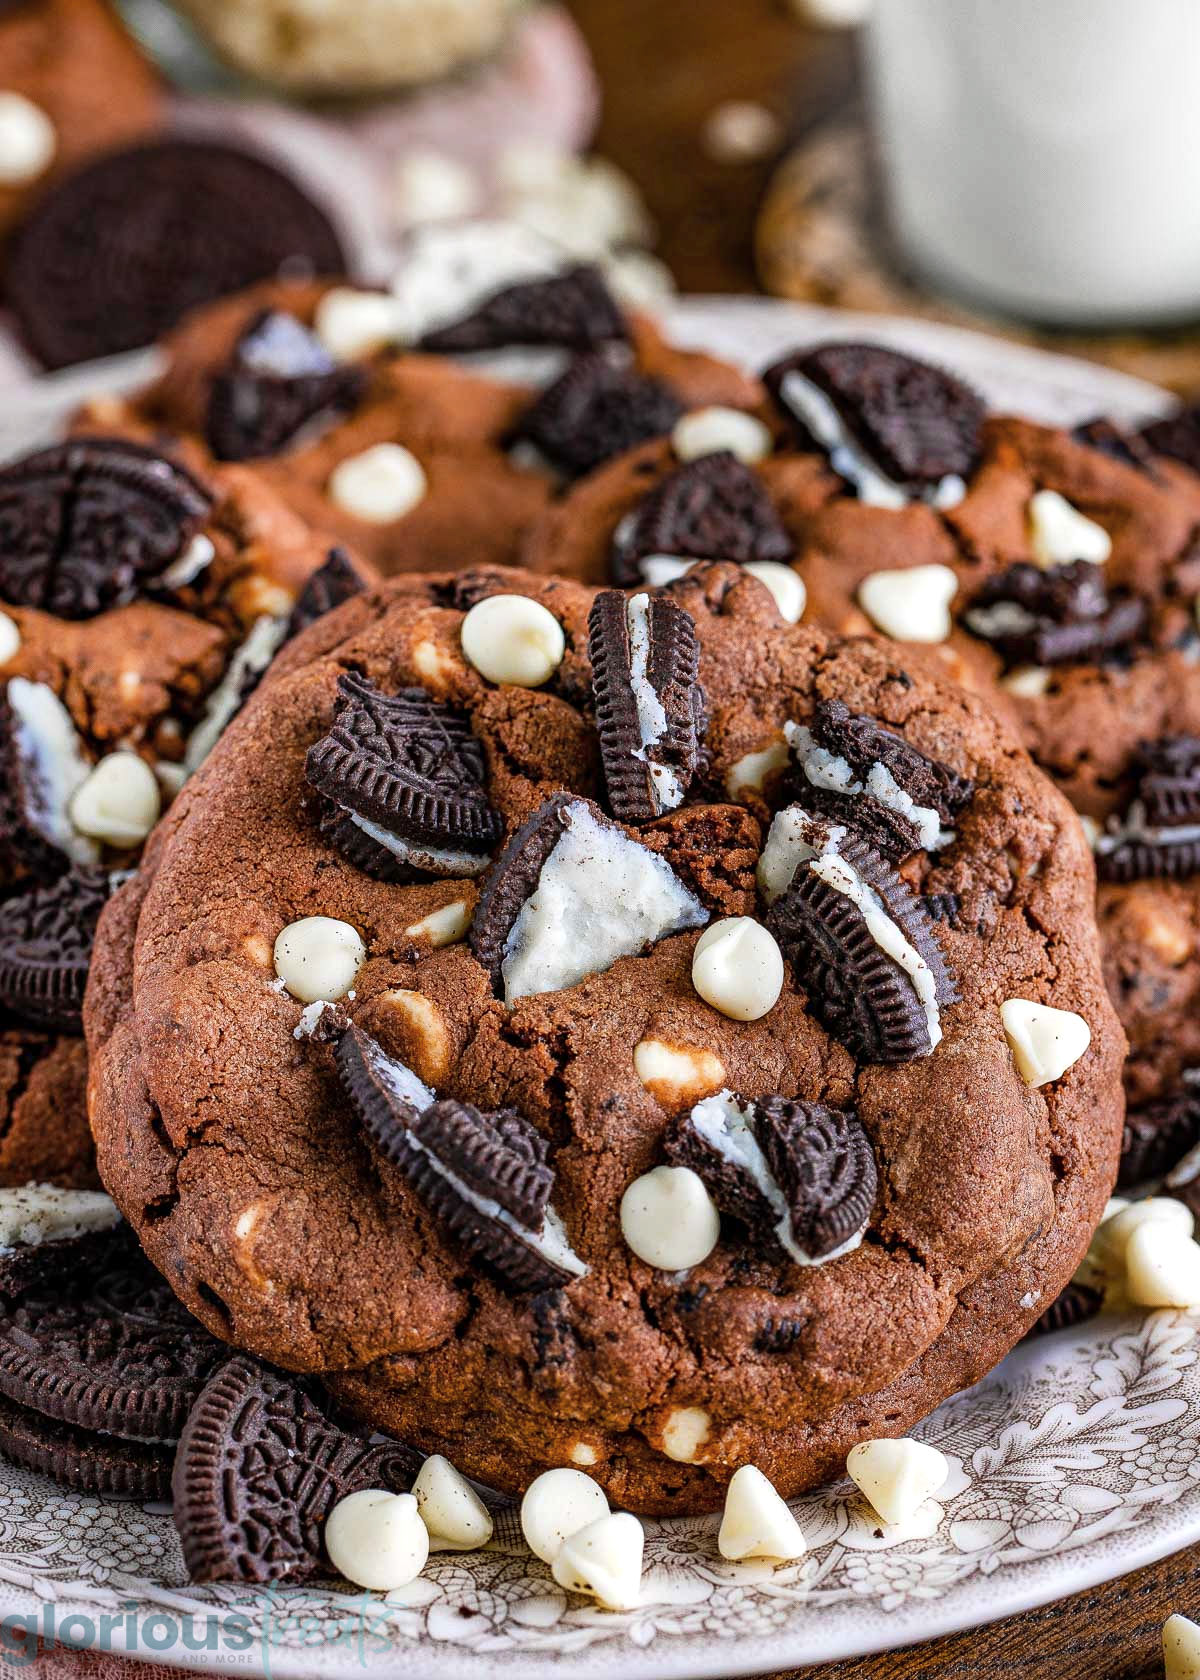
[512, 355, 684, 478]
[1095, 736, 1200, 882]
[306, 673, 500, 881]
[335, 1024, 586, 1293]
[206, 310, 367, 462]
[173, 1354, 419, 1584]
[763, 342, 985, 506]
[589, 589, 706, 823]
[964, 561, 1147, 668]
[0, 868, 111, 1031]
[760, 809, 956, 1063]
[8, 139, 346, 369]
[0, 437, 213, 619]
[665, 1089, 878, 1263]
[468, 793, 708, 1003]
[610, 452, 793, 587]
[785, 699, 974, 860]
[419, 263, 627, 355]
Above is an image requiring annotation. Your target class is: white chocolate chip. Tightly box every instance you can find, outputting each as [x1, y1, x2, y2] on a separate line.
[858, 564, 958, 643]
[328, 444, 427, 524]
[1027, 489, 1112, 568]
[273, 916, 365, 1004]
[619, 1166, 720, 1270]
[701, 100, 783, 164]
[1001, 666, 1052, 699]
[520, 1467, 610, 1565]
[0, 612, 20, 664]
[633, 1038, 726, 1106]
[691, 916, 784, 1021]
[412, 1454, 493, 1553]
[551, 1512, 644, 1612]
[378, 988, 450, 1084]
[672, 407, 772, 465]
[742, 561, 806, 624]
[846, 1437, 949, 1526]
[1164, 1613, 1200, 1680]
[324, 1490, 429, 1590]
[404, 899, 472, 948]
[0, 92, 55, 185]
[1095, 1197, 1194, 1274]
[1000, 998, 1091, 1087]
[569, 1441, 599, 1467]
[725, 738, 790, 799]
[718, 1465, 807, 1561]
[393, 149, 480, 225]
[314, 288, 404, 361]
[460, 594, 565, 688]
[68, 753, 161, 847]
[1126, 1224, 1200, 1308]
[0, 1184, 120, 1253]
[661, 1405, 711, 1464]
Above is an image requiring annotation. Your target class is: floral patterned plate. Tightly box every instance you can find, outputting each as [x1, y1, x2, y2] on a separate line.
[0, 303, 1189, 1678]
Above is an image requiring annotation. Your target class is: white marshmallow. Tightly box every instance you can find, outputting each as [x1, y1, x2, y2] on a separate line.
[1126, 1224, 1200, 1309]
[619, 1165, 720, 1270]
[460, 594, 565, 688]
[0, 612, 20, 663]
[1027, 489, 1112, 568]
[551, 1512, 644, 1611]
[314, 288, 403, 361]
[520, 1467, 610, 1565]
[273, 916, 365, 1003]
[742, 561, 806, 624]
[0, 92, 55, 185]
[1164, 1613, 1200, 1680]
[324, 1490, 429, 1590]
[661, 1405, 711, 1463]
[846, 1437, 949, 1526]
[0, 1184, 120, 1253]
[328, 444, 427, 524]
[672, 407, 772, 465]
[412, 1454, 493, 1553]
[718, 1465, 807, 1561]
[1000, 998, 1091, 1087]
[857, 564, 957, 642]
[691, 916, 784, 1021]
[68, 752, 161, 847]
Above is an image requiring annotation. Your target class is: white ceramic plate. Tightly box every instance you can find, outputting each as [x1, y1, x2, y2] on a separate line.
[0, 301, 1192, 1679]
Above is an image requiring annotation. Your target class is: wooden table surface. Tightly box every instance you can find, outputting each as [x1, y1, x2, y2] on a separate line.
[568, 1, 1197, 1673]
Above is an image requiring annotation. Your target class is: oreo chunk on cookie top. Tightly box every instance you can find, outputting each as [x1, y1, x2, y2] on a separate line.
[1094, 737, 1200, 882]
[512, 355, 685, 478]
[610, 451, 793, 587]
[763, 342, 985, 506]
[589, 589, 706, 822]
[469, 793, 707, 1002]
[784, 699, 973, 861]
[760, 808, 955, 1063]
[964, 561, 1147, 668]
[0, 869, 111, 1031]
[306, 673, 500, 881]
[206, 310, 367, 462]
[419, 263, 628, 355]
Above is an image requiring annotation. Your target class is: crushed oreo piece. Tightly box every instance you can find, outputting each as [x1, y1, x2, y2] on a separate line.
[610, 451, 793, 587]
[173, 1354, 419, 1584]
[0, 437, 213, 619]
[786, 699, 973, 859]
[0, 869, 111, 1032]
[1025, 1281, 1104, 1339]
[284, 547, 367, 640]
[763, 342, 985, 500]
[419, 263, 626, 354]
[336, 1025, 585, 1292]
[762, 812, 955, 1063]
[469, 794, 707, 1002]
[512, 354, 684, 477]
[1095, 736, 1200, 882]
[1141, 404, 1200, 476]
[1119, 1083, 1200, 1189]
[1073, 417, 1159, 475]
[206, 310, 367, 462]
[964, 561, 1147, 668]
[306, 673, 500, 880]
[665, 1089, 877, 1263]
[589, 589, 706, 822]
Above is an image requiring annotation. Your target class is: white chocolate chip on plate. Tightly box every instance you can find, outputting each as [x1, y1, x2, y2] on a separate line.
[328, 443, 427, 523]
[273, 916, 365, 1003]
[1027, 489, 1111, 568]
[619, 1165, 721, 1270]
[412, 1454, 494, 1552]
[324, 1489, 429, 1591]
[1000, 998, 1091, 1087]
[1125, 1223, 1200, 1309]
[1164, 1612, 1200, 1680]
[672, 407, 772, 465]
[520, 1467, 610, 1564]
[68, 752, 161, 847]
[691, 916, 785, 1021]
[846, 1437, 949, 1527]
[551, 1511, 644, 1612]
[460, 594, 565, 688]
[857, 564, 958, 643]
[718, 1464, 807, 1561]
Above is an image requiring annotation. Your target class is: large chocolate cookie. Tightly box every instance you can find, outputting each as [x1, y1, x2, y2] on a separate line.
[85, 563, 1123, 1515]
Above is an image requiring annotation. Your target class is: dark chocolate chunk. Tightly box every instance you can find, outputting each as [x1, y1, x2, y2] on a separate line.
[610, 451, 793, 587]
[1119, 1083, 1200, 1189]
[1025, 1281, 1104, 1339]
[765, 822, 955, 1063]
[0, 869, 111, 1032]
[173, 1354, 419, 1584]
[206, 310, 367, 462]
[1142, 404, 1200, 476]
[763, 342, 985, 492]
[512, 354, 684, 477]
[0, 437, 213, 619]
[285, 547, 368, 640]
[8, 139, 346, 370]
[588, 589, 706, 822]
[0, 1391, 173, 1501]
[964, 561, 1147, 668]
[468, 792, 577, 987]
[1096, 736, 1200, 883]
[419, 264, 626, 354]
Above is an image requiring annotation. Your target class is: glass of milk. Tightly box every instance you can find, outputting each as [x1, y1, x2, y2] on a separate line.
[865, 0, 1200, 325]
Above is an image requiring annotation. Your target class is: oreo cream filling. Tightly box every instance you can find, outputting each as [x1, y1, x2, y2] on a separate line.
[159, 533, 216, 591]
[627, 592, 685, 811]
[183, 614, 291, 773]
[1093, 802, 1200, 857]
[784, 720, 953, 851]
[346, 813, 491, 878]
[7, 677, 98, 866]
[0, 1184, 121, 1253]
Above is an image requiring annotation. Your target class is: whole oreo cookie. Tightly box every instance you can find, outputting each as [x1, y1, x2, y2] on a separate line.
[8, 139, 346, 369]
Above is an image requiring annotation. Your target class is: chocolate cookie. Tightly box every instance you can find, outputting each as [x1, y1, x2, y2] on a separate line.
[85, 563, 1123, 1515]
